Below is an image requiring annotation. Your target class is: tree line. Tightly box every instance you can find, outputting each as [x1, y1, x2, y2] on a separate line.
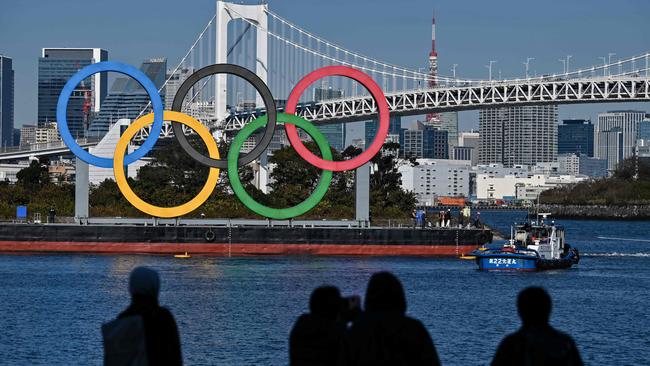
[540, 157, 650, 205]
[0, 138, 416, 220]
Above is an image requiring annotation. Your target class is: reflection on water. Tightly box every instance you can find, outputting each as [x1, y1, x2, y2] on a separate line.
[1, 215, 649, 365]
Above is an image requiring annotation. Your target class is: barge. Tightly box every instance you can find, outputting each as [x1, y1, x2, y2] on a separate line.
[0, 222, 492, 256]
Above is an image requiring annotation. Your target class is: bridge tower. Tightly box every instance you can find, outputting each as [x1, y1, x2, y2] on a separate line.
[215, 0, 268, 121]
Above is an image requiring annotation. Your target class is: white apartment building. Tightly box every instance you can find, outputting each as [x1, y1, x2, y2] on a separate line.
[479, 105, 557, 167]
[557, 154, 580, 176]
[0, 163, 29, 183]
[476, 173, 586, 201]
[399, 159, 471, 206]
[35, 122, 60, 144]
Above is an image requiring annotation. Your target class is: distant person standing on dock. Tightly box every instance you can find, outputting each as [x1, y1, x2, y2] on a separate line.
[339, 272, 440, 366]
[473, 212, 482, 229]
[420, 210, 427, 229]
[411, 209, 417, 228]
[462, 206, 472, 226]
[445, 208, 451, 227]
[102, 267, 182, 366]
[491, 287, 583, 366]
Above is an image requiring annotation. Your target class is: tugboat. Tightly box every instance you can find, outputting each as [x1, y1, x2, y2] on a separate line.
[470, 214, 579, 271]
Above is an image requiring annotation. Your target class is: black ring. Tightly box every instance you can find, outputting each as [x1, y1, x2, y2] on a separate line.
[171, 64, 277, 168]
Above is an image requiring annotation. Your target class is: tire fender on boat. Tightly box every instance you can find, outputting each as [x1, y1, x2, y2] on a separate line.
[204, 230, 216, 242]
[476, 232, 489, 246]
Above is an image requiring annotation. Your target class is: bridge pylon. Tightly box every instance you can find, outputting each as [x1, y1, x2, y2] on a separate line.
[215, 0, 268, 120]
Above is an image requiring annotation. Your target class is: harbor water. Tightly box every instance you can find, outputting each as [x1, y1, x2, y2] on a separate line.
[1, 211, 649, 365]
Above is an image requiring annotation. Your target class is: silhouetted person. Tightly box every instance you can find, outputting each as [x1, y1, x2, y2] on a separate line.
[290, 286, 353, 366]
[339, 272, 440, 366]
[491, 287, 583, 366]
[474, 212, 482, 228]
[102, 266, 182, 366]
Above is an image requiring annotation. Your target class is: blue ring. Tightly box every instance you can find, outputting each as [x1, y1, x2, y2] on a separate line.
[56, 61, 163, 168]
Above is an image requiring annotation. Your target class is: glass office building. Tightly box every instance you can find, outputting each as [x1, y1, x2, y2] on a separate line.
[398, 121, 448, 159]
[558, 119, 594, 157]
[0, 55, 14, 147]
[38, 48, 108, 138]
[314, 87, 345, 151]
[87, 58, 167, 137]
[365, 116, 402, 150]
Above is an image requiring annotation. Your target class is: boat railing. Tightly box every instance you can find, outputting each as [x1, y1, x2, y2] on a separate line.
[480, 247, 540, 258]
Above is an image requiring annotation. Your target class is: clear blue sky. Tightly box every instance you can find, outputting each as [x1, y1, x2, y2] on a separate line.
[1, 0, 648, 131]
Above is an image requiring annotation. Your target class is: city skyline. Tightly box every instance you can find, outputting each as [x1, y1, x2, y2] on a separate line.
[1, 0, 648, 131]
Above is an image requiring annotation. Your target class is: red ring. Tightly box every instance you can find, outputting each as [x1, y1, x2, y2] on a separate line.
[285, 66, 390, 171]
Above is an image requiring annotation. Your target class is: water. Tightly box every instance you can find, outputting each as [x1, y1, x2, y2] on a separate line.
[1, 212, 649, 365]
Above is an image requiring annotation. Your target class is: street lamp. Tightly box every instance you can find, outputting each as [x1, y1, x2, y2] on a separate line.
[598, 56, 607, 77]
[485, 60, 497, 81]
[524, 57, 534, 79]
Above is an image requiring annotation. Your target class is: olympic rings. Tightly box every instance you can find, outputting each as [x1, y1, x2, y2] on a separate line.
[113, 111, 221, 218]
[171, 64, 277, 168]
[285, 65, 390, 171]
[57, 61, 391, 219]
[228, 113, 333, 220]
[57, 61, 164, 168]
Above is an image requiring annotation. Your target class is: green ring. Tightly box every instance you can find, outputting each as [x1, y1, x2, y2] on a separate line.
[228, 113, 333, 219]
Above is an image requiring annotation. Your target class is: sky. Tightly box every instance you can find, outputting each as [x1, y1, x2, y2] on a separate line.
[1, 0, 649, 134]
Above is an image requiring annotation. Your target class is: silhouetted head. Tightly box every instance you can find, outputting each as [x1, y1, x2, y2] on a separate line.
[365, 272, 407, 314]
[129, 266, 160, 300]
[517, 287, 552, 326]
[309, 286, 342, 319]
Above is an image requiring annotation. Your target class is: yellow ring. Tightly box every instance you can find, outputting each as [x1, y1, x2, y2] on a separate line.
[113, 111, 220, 218]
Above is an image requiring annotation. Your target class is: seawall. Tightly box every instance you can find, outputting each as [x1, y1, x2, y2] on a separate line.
[538, 204, 650, 220]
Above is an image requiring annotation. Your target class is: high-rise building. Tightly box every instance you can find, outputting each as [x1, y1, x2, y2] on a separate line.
[35, 122, 60, 144]
[38, 48, 108, 138]
[399, 122, 448, 159]
[597, 127, 624, 172]
[558, 119, 594, 157]
[314, 87, 345, 151]
[638, 119, 650, 143]
[164, 67, 195, 110]
[458, 131, 479, 148]
[479, 105, 558, 167]
[12, 128, 20, 147]
[458, 131, 479, 166]
[453, 146, 475, 162]
[365, 116, 402, 150]
[557, 154, 580, 175]
[19, 125, 37, 147]
[18, 123, 60, 147]
[578, 155, 608, 178]
[0, 55, 14, 147]
[438, 112, 458, 151]
[87, 58, 167, 137]
[595, 110, 647, 162]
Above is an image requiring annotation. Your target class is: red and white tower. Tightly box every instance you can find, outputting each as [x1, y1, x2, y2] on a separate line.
[426, 10, 439, 123]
